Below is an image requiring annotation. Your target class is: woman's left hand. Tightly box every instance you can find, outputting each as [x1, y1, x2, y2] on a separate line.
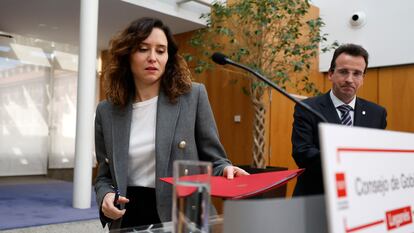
[223, 165, 250, 179]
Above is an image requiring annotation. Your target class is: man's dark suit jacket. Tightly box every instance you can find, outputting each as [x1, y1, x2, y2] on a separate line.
[291, 91, 387, 196]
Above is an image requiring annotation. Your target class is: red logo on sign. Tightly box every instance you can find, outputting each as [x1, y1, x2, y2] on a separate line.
[336, 173, 347, 198]
[386, 206, 412, 230]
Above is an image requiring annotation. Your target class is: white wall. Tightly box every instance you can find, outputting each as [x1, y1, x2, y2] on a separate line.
[121, 0, 226, 26]
[311, 0, 414, 71]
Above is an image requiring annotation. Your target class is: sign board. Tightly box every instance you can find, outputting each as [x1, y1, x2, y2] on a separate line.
[319, 123, 414, 233]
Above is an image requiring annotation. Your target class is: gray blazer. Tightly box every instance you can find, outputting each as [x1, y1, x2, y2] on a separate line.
[94, 82, 231, 229]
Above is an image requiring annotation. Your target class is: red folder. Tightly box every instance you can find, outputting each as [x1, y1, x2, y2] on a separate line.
[160, 169, 304, 199]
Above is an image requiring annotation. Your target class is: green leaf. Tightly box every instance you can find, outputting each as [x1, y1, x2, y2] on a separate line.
[183, 54, 193, 62]
[187, 0, 335, 99]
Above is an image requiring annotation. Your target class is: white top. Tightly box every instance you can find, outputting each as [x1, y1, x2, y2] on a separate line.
[127, 96, 158, 187]
[330, 90, 356, 125]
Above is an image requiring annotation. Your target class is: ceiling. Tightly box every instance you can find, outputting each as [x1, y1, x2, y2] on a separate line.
[0, 0, 207, 50]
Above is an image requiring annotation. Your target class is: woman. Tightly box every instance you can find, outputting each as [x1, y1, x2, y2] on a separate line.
[94, 17, 248, 229]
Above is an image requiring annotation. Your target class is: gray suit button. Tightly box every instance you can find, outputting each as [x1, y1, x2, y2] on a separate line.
[105, 158, 109, 164]
[178, 141, 186, 149]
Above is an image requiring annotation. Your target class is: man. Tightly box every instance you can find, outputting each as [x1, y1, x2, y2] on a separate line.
[291, 43, 387, 196]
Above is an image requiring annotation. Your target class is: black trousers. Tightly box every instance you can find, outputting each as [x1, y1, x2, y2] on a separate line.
[120, 186, 161, 229]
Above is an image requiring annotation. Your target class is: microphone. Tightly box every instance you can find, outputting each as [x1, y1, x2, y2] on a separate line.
[0, 33, 13, 39]
[211, 52, 328, 122]
[211, 52, 229, 65]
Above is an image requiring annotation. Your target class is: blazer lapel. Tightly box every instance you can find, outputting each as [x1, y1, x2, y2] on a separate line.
[354, 98, 367, 127]
[155, 91, 180, 178]
[319, 92, 341, 124]
[111, 103, 132, 194]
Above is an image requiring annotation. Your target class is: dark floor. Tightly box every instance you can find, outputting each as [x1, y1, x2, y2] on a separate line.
[0, 174, 105, 233]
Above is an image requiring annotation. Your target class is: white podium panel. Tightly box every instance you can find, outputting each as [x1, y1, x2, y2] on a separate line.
[319, 123, 414, 233]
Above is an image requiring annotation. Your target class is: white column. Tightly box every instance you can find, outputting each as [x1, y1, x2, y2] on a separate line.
[73, 0, 99, 209]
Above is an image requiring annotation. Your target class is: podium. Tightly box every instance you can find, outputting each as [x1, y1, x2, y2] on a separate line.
[223, 195, 327, 233]
[108, 216, 224, 233]
[109, 195, 327, 233]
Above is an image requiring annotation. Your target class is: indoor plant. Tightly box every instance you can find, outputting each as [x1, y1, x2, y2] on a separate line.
[186, 0, 335, 168]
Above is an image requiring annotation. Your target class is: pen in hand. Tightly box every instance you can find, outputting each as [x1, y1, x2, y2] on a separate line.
[113, 187, 120, 209]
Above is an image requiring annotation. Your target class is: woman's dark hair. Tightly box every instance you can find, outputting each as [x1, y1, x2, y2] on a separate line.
[103, 17, 192, 106]
[329, 43, 369, 73]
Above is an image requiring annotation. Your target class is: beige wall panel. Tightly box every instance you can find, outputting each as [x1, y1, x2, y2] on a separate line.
[379, 65, 414, 132]
[195, 68, 254, 165]
[174, 32, 198, 68]
[357, 69, 379, 103]
[269, 90, 297, 196]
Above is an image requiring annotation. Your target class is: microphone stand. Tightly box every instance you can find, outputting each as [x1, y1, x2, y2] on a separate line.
[220, 57, 328, 123]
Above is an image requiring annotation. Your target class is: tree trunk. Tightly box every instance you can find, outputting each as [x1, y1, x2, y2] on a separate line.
[251, 86, 266, 168]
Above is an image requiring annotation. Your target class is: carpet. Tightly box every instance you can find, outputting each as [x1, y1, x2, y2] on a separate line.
[0, 180, 99, 230]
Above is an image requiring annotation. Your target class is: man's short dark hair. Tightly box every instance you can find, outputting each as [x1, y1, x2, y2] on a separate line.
[329, 43, 369, 73]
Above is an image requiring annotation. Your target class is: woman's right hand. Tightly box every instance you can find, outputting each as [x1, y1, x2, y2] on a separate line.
[101, 192, 130, 220]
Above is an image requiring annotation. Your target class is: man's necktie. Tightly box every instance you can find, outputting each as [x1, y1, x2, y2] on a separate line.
[337, 104, 353, 126]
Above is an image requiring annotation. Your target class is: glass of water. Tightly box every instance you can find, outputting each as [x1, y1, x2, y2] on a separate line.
[173, 160, 212, 233]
